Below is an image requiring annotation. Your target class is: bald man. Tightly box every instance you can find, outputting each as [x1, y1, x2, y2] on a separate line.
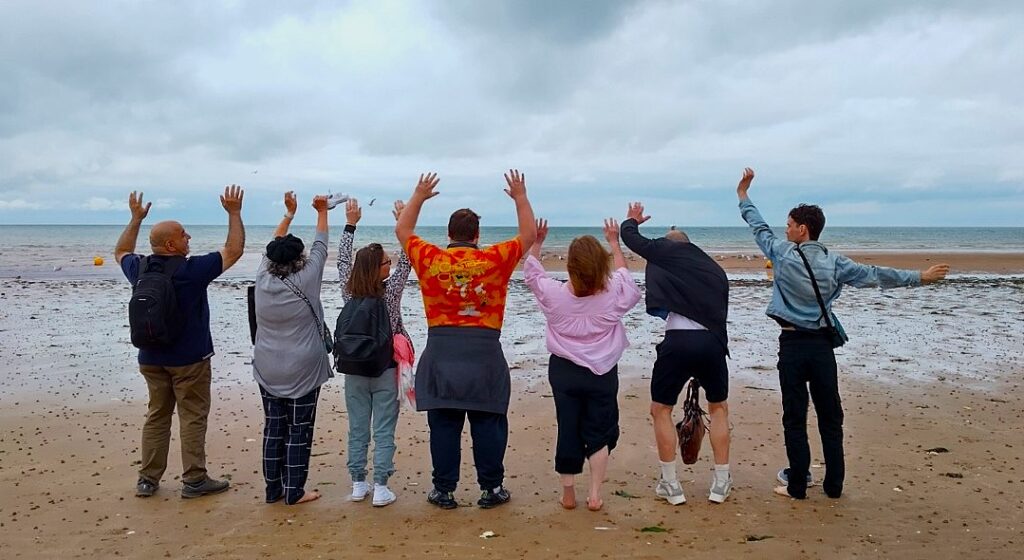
[114, 187, 245, 499]
[620, 203, 733, 505]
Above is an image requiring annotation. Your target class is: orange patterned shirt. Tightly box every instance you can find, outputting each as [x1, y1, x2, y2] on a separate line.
[405, 235, 524, 330]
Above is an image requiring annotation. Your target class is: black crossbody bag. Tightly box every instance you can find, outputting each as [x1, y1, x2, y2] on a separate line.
[795, 246, 847, 348]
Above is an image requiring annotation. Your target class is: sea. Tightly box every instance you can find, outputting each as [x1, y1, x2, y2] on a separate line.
[1, 224, 1021, 280]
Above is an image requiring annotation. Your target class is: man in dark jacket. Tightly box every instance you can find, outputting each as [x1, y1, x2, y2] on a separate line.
[621, 203, 733, 505]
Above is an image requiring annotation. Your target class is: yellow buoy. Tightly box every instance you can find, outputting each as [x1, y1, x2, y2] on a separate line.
[93, 256, 104, 266]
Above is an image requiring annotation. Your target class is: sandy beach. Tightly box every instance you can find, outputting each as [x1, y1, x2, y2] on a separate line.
[1, 265, 1022, 559]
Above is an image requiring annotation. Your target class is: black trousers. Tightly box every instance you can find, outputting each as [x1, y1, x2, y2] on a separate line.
[778, 331, 844, 499]
[427, 408, 508, 492]
[548, 354, 619, 474]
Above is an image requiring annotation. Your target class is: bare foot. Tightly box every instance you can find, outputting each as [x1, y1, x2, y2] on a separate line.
[561, 486, 577, 510]
[295, 489, 321, 504]
[586, 496, 603, 511]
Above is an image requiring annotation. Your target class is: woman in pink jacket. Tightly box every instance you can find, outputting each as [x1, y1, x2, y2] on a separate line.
[523, 218, 642, 511]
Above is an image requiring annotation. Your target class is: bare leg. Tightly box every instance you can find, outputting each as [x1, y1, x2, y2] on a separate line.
[560, 474, 576, 509]
[707, 401, 730, 465]
[587, 446, 609, 511]
[650, 403, 677, 462]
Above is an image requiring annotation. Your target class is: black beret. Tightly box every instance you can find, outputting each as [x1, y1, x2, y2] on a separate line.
[265, 234, 305, 264]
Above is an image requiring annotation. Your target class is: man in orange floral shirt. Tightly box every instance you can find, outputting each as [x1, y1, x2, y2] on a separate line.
[396, 170, 536, 510]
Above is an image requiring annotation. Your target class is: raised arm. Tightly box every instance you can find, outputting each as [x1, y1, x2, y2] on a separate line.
[504, 169, 536, 251]
[337, 198, 361, 300]
[313, 194, 328, 234]
[521, 218, 562, 309]
[307, 195, 330, 271]
[735, 168, 786, 261]
[619, 202, 656, 259]
[395, 173, 439, 248]
[114, 191, 151, 264]
[219, 184, 246, 272]
[272, 191, 297, 238]
[603, 218, 627, 270]
[385, 200, 412, 302]
[528, 218, 548, 260]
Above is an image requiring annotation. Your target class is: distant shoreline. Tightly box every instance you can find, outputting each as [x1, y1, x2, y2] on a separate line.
[3, 250, 1023, 281]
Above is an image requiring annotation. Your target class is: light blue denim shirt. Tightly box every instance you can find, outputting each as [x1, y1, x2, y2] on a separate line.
[739, 197, 921, 334]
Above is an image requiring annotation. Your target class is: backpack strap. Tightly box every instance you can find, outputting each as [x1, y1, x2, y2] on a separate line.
[135, 255, 184, 286]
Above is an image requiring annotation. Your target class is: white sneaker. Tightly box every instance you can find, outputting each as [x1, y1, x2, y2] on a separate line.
[325, 192, 350, 210]
[709, 473, 733, 503]
[655, 479, 686, 505]
[350, 480, 370, 502]
[372, 484, 396, 507]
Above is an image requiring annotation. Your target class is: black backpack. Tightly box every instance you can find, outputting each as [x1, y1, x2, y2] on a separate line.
[129, 256, 185, 349]
[333, 297, 393, 377]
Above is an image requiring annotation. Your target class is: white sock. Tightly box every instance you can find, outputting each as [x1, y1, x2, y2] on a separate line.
[714, 464, 730, 480]
[660, 460, 677, 482]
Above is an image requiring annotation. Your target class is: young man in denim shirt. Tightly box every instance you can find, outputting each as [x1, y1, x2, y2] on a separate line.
[736, 168, 949, 500]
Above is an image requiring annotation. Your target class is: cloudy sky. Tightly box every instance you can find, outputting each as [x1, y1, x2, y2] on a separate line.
[1, 0, 1022, 227]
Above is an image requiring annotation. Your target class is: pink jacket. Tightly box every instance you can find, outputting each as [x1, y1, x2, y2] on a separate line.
[523, 255, 641, 375]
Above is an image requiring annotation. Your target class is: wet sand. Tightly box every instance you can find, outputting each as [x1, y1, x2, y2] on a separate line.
[540, 251, 1024, 275]
[1, 274, 1022, 559]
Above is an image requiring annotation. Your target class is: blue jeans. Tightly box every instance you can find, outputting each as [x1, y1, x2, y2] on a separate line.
[345, 370, 398, 485]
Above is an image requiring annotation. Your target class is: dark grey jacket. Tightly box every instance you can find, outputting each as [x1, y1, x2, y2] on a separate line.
[415, 326, 510, 414]
[620, 219, 730, 355]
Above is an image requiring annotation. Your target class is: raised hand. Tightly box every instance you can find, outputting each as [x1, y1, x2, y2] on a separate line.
[921, 263, 950, 284]
[128, 191, 151, 221]
[414, 173, 440, 200]
[626, 202, 650, 224]
[737, 167, 755, 198]
[603, 218, 620, 244]
[503, 169, 527, 200]
[535, 218, 549, 246]
[312, 194, 329, 212]
[284, 191, 297, 215]
[392, 200, 406, 221]
[221, 184, 244, 214]
[345, 198, 362, 224]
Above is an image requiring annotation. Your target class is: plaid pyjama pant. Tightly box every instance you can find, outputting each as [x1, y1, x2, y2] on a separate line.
[260, 385, 320, 504]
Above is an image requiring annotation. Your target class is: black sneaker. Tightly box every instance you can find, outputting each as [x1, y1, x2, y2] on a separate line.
[180, 476, 230, 499]
[427, 489, 458, 510]
[477, 486, 511, 509]
[136, 478, 158, 498]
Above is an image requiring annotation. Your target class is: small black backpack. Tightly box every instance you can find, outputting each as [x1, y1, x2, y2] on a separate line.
[333, 297, 393, 377]
[129, 256, 185, 349]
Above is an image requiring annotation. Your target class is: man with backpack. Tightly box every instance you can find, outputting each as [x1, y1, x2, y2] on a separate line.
[735, 167, 949, 500]
[619, 205, 733, 505]
[114, 186, 246, 499]
[395, 171, 536, 509]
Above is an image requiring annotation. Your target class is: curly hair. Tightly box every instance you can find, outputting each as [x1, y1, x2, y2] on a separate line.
[266, 254, 308, 278]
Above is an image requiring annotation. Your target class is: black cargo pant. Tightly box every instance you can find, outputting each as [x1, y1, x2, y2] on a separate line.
[778, 330, 844, 499]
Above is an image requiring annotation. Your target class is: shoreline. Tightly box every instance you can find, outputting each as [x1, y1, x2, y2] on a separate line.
[4, 250, 1024, 282]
